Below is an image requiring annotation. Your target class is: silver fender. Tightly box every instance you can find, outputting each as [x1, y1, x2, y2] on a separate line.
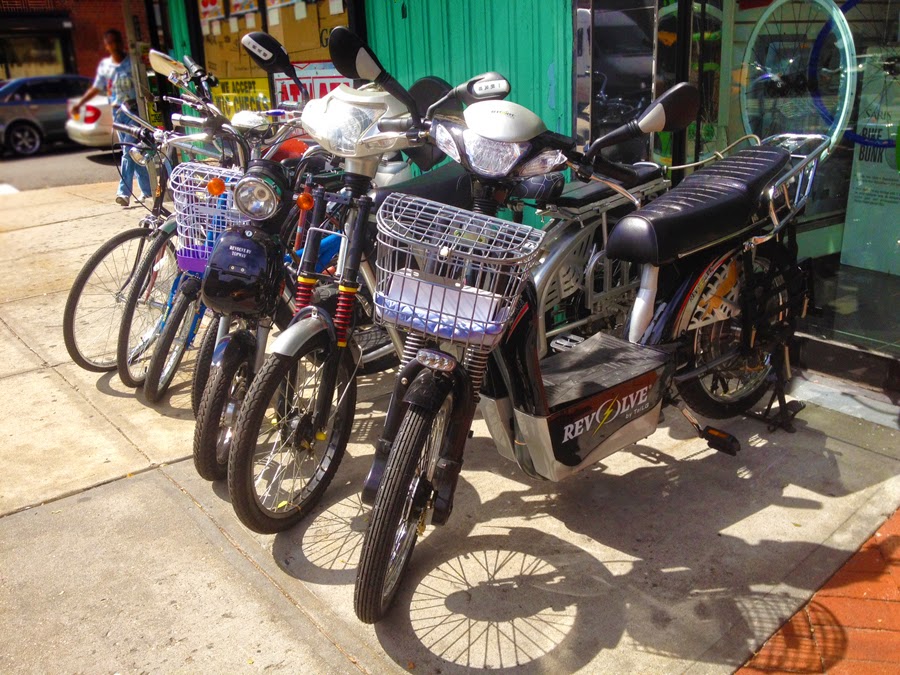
[272, 309, 335, 357]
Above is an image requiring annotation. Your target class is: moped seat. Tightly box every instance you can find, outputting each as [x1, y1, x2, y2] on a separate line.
[372, 162, 472, 211]
[551, 163, 664, 209]
[606, 146, 790, 265]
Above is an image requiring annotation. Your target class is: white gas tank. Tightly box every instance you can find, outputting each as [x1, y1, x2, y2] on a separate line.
[463, 100, 546, 143]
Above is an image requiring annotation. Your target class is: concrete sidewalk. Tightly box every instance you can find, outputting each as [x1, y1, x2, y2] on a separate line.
[1, 182, 899, 673]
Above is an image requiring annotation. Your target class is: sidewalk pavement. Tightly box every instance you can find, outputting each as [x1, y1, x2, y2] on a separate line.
[1, 182, 899, 673]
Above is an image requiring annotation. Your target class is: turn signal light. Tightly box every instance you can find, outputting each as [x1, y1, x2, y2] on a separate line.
[206, 177, 226, 196]
[296, 192, 314, 210]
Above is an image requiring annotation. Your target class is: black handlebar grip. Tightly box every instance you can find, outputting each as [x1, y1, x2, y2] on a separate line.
[112, 121, 143, 138]
[377, 117, 415, 133]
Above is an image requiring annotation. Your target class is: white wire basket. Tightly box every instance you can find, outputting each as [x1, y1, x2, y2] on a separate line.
[374, 194, 545, 350]
[169, 162, 249, 273]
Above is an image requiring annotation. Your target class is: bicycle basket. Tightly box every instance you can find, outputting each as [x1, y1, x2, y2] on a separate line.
[169, 162, 249, 273]
[374, 194, 545, 350]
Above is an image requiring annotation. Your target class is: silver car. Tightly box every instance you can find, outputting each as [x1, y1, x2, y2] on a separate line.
[0, 75, 91, 157]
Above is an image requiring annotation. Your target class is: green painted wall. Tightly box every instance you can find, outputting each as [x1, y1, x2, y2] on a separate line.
[365, 0, 573, 136]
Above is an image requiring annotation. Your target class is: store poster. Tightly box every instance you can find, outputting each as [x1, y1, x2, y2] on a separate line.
[210, 77, 271, 113]
[273, 62, 352, 104]
[841, 47, 900, 276]
[229, 0, 258, 15]
[267, 0, 296, 8]
[199, 0, 225, 21]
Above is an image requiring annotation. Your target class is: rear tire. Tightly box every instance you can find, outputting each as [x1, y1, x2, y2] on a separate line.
[355, 395, 451, 624]
[115, 229, 177, 388]
[227, 341, 356, 534]
[676, 247, 793, 419]
[63, 227, 150, 371]
[143, 290, 202, 403]
[193, 341, 254, 481]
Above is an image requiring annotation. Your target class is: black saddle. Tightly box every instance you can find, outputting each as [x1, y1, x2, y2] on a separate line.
[371, 162, 472, 211]
[551, 163, 665, 209]
[607, 146, 791, 265]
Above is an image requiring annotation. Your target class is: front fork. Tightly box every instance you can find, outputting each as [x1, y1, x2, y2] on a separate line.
[362, 352, 475, 526]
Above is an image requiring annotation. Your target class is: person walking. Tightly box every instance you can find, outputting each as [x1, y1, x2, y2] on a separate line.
[71, 29, 152, 206]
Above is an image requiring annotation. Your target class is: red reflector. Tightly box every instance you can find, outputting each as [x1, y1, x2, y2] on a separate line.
[83, 105, 101, 124]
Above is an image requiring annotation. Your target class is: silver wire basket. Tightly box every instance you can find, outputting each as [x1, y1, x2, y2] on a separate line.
[374, 194, 545, 350]
[169, 162, 249, 273]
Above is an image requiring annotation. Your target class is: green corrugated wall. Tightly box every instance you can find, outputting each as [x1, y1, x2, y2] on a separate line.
[365, 0, 573, 136]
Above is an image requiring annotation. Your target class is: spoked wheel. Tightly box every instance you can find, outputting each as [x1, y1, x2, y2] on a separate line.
[63, 227, 152, 371]
[115, 229, 178, 387]
[143, 289, 204, 403]
[227, 342, 357, 534]
[355, 394, 453, 624]
[675, 248, 792, 419]
[7, 122, 41, 156]
[740, 0, 857, 156]
[193, 334, 254, 481]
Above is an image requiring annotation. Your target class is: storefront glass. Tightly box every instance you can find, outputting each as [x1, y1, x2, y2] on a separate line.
[577, 0, 899, 357]
[1, 35, 65, 79]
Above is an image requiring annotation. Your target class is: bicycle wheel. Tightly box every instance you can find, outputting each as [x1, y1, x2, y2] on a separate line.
[355, 394, 453, 624]
[191, 316, 221, 417]
[740, 0, 857, 155]
[115, 229, 178, 388]
[825, 0, 899, 148]
[227, 343, 356, 534]
[143, 289, 203, 403]
[193, 334, 254, 481]
[63, 227, 151, 371]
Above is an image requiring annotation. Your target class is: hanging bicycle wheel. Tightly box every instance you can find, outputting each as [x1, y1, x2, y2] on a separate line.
[740, 0, 857, 156]
[829, 0, 899, 148]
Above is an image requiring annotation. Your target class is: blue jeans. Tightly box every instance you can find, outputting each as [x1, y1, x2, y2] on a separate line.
[114, 107, 152, 198]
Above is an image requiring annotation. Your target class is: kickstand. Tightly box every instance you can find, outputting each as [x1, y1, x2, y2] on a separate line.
[744, 345, 805, 433]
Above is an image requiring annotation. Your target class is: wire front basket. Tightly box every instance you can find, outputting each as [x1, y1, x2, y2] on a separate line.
[374, 194, 545, 350]
[169, 162, 249, 273]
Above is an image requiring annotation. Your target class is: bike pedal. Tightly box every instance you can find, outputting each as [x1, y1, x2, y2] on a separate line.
[549, 334, 586, 353]
[701, 426, 740, 456]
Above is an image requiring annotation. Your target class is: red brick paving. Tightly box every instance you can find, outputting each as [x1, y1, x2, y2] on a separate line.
[737, 508, 900, 674]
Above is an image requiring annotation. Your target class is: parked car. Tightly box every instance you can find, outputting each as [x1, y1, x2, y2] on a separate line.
[65, 94, 113, 148]
[0, 75, 91, 156]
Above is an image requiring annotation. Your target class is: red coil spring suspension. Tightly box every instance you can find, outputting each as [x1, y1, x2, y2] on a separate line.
[294, 276, 317, 317]
[333, 285, 357, 347]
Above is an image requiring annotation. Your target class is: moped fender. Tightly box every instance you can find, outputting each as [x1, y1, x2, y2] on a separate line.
[271, 306, 335, 357]
[210, 328, 256, 369]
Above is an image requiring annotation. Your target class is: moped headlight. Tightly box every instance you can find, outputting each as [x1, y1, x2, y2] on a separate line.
[302, 97, 384, 156]
[128, 146, 148, 166]
[234, 175, 278, 220]
[515, 149, 567, 177]
[461, 129, 528, 178]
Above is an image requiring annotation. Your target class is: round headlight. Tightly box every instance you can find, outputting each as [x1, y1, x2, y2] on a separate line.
[128, 146, 148, 166]
[234, 176, 278, 220]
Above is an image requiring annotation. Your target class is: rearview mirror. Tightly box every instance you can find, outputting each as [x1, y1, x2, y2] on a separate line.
[636, 82, 699, 133]
[149, 49, 188, 78]
[241, 32, 293, 76]
[452, 72, 511, 105]
[329, 26, 385, 81]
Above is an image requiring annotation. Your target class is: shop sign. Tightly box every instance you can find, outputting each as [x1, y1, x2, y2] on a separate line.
[199, 0, 226, 21]
[273, 62, 352, 103]
[842, 47, 900, 275]
[210, 77, 271, 113]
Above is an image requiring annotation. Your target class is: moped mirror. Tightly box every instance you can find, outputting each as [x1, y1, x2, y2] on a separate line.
[452, 72, 511, 105]
[635, 82, 700, 133]
[328, 26, 385, 81]
[149, 49, 188, 78]
[328, 26, 421, 125]
[241, 32, 293, 76]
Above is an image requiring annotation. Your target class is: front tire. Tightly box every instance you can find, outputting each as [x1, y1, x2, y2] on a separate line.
[193, 339, 254, 481]
[190, 317, 221, 417]
[355, 395, 452, 624]
[227, 341, 356, 534]
[7, 122, 41, 156]
[143, 290, 203, 403]
[115, 229, 177, 388]
[63, 227, 150, 371]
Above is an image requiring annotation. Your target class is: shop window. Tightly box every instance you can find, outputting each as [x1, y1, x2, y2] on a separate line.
[1, 35, 65, 79]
